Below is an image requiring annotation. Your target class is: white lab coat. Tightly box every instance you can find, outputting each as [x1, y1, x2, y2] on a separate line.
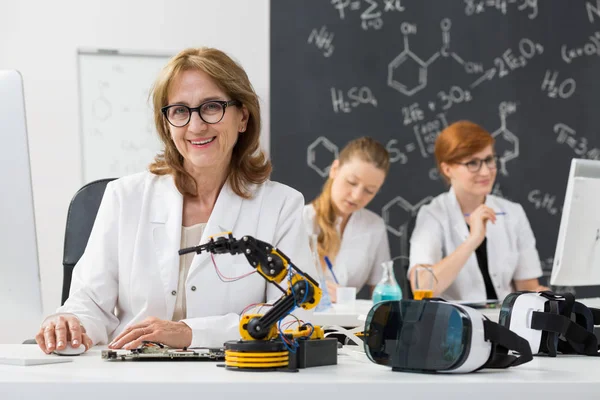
[302, 204, 390, 289]
[56, 172, 315, 348]
[409, 187, 543, 302]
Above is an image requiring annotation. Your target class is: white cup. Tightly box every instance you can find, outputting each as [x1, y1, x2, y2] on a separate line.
[336, 286, 357, 311]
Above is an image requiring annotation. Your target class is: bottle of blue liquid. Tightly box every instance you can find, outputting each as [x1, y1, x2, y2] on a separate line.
[315, 275, 333, 311]
[372, 260, 402, 304]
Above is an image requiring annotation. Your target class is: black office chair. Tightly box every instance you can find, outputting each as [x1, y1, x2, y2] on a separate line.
[61, 178, 116, 305]
[400, 212, 419, 299]
[23, 178, 116, 344]
[394, 197, 432, 300]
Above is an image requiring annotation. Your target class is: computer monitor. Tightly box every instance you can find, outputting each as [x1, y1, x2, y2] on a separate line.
[550, 158, 600, 287]
[0, 70, 43, 343]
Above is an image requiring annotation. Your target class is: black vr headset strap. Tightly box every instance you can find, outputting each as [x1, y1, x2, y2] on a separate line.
[592, 307, 600, 354]
[561, 314, 599, 356]
[535, 300, 560, 357]
[539, 291, 576, 316]
[591, 307, 600, 325]
[531, 307, 575, 356]
[533, 308, 599, 356]
[538, 292, 599, 356]
[558, 292, 575, 320]
[482, 318, 533, 368]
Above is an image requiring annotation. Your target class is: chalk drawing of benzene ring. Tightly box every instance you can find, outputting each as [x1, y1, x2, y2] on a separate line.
[307, 136, 339, 178]
[388, 19, 470, 97]
[388, 49, 427, 97]
[382, 195, 433, 237]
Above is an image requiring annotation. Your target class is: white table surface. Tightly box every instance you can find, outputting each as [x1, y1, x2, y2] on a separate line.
[312, 299, 502, 328]
[1, 344, 599, 400]
[312, 297, 600, 328]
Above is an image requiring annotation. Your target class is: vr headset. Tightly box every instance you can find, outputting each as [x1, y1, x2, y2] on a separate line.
[499, 291, 600, 357]
[363, 299, 532, 373]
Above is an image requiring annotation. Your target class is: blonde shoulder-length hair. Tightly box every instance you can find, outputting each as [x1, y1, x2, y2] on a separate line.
[311, 136, 390, 262]
[148, 47, 271, 198]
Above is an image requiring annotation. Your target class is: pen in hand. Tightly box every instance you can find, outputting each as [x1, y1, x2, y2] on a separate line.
[323, 256, 339, 284]
[463, 212, 506, 217]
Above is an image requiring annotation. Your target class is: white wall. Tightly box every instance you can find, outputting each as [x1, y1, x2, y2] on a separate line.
[0, 0, 270, 317]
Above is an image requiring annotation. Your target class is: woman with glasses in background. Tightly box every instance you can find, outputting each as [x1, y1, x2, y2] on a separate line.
[35, 47, 315, 354]
[408, 120, 548, 303]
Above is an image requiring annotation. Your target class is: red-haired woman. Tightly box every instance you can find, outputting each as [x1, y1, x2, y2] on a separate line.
[409, 120, 548, 302]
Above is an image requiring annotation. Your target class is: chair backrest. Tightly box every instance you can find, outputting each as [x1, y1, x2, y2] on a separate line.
[395, 198, 433, 300]
[61, 178, 116, 305]
[401, 212, 419, 299]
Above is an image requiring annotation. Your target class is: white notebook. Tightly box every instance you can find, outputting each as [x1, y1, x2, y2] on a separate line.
[0, 345, 74, 366]
[0, 356, 73, 366]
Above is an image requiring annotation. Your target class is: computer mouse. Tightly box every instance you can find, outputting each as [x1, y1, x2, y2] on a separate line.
[53, 344, 86, 356]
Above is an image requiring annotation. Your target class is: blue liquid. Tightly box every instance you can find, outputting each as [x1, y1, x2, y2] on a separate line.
[372, 283, 402, 304]
[315, 277, 333, 311]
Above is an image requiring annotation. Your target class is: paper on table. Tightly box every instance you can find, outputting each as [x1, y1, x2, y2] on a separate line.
[0, 356, 73, 366]
[0, 345, 74, 366]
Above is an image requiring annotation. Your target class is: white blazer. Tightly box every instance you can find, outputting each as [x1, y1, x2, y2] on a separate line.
[303, 204, 391, 289]
[56, 172, 315, 348]
[409, 187, 543, 302]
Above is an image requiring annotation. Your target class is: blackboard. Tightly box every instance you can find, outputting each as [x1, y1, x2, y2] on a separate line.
[270, 0, 600, 298]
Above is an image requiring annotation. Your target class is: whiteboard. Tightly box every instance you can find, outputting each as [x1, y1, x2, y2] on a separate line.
[77, 49, 172, 183]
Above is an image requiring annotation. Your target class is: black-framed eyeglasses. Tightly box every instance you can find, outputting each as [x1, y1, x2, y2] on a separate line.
[456, 155, 498, 173]
[161, 100, 242, 127]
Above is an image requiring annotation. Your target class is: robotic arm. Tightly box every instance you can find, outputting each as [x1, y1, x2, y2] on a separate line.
[178, 232, 322, 341]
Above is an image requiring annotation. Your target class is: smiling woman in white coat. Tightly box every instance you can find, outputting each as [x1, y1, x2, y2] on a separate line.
[35, 47, 315, 354]
[409, 120, 548, 302]
[303, 137, 391, 302]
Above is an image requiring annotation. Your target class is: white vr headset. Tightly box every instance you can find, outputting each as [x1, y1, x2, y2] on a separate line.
[363, 299, 533, 373]
[499, 291, 600, 357]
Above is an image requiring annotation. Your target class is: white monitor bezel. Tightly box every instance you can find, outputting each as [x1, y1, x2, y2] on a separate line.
[551, 158, 600, 287]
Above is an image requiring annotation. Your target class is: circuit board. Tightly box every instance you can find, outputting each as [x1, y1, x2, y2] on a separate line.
[101, 342, 225, 361]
